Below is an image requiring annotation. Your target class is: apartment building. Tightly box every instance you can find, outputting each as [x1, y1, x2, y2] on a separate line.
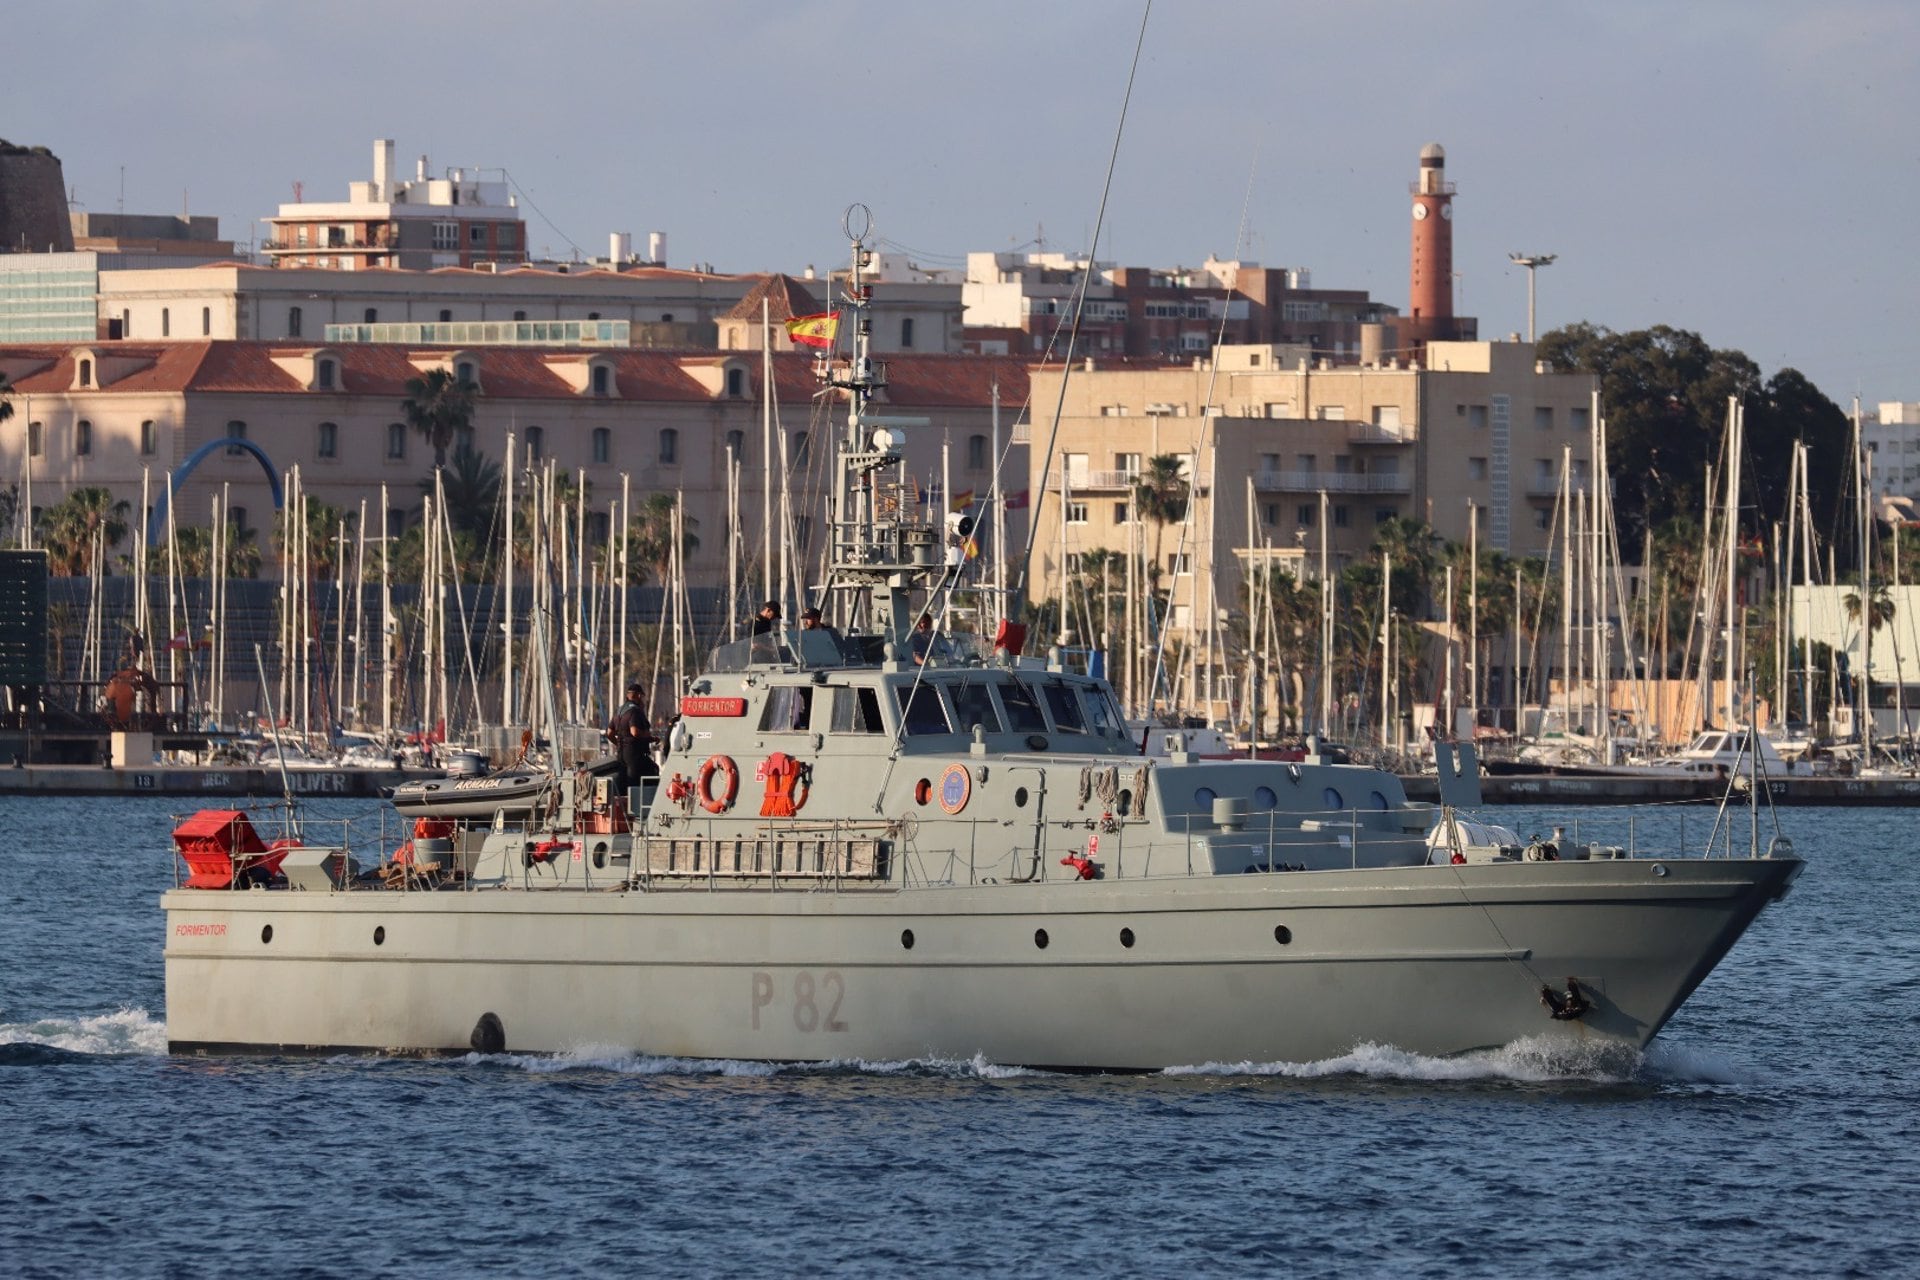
[1024, 340, 1597, 622]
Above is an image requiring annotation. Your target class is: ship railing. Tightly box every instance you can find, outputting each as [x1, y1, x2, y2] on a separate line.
[165, 807, 385, 891]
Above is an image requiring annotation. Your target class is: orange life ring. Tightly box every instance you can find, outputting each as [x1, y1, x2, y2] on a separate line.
[697, 754, 739, 814]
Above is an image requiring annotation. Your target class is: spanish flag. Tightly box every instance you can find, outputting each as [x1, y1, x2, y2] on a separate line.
[785, 311, 840, 349]
[949, 489, 974, 513]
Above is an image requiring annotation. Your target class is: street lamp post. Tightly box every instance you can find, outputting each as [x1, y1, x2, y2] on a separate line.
[1508, 253, 1557, 342]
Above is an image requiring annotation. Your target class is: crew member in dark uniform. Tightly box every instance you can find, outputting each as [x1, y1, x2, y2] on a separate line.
[607, 681, 658, 799]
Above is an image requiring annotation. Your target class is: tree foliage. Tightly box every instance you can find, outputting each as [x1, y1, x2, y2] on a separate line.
[1536, 323, 1852, 549]
[39, 486, 130, 576]
[400, 368, 477, 471]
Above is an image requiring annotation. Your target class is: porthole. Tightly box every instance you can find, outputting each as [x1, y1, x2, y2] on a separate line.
[373, 925, 386, 946]
[1253, 786, 1278, 810]
[1034, 927, 1049, 949]
[1014, 786, 1030, 808]
[1194, 786, 1218, 808]
[1116, 789, 1133, 815]
[1321, 787, 1344, 811]
[1274, 925, 1293, 945]
[592, 845, 607, 869]
[260, 924, 274, 944]
[901, 929, 916, 950]
[914, 778, 933, 806]
[1119, 927, 1135, 949]
[1369, 790, 1390, 811]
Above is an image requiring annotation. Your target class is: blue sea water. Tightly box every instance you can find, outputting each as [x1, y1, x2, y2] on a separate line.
[2, 795, 1916, 1278]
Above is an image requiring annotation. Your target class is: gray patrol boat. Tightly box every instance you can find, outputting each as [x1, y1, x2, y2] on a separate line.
[162, 221, 1802, 1069]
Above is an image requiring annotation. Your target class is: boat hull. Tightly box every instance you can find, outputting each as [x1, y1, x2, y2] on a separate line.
[163, 857, 1799, 1069]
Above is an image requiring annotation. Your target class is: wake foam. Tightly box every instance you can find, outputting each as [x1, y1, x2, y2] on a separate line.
[0, 1008, 168, 1060]
[477, 1046, 1046, 1080]
[1163, 1035, 1743, 1085]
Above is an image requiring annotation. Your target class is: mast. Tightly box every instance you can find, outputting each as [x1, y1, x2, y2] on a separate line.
[1724, 396, 1742, 731]
[503, 429, 515, 730]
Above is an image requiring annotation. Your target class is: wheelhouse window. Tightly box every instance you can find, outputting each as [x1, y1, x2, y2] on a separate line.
[758, 686, 813, 733]
[996, 678, 1048, 732]
[830, 686, 885, 734]
[894, 684, 951, 735]
[1032, 679, 1088, 733]
[949, 682, 1006, 735]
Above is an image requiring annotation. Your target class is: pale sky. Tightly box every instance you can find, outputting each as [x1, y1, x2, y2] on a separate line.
[8, 1, 1915, 409]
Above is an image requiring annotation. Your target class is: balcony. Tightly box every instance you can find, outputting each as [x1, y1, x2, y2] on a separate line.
[1347, 421, 1411, 444]
[1524, 476, 1593, 497]
[1070, 469, 1141, 490]
[1254, 470, 1412, 494]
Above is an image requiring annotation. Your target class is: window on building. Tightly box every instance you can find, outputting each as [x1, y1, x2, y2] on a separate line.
[1296, 453, 1317, 472]
[470, 225, 487, 245]
[1066, 501, 1089, 525]
[512, 310, 527, 322]
[1262, 503, 1280, 526]
[592, 428, 610, 464]
[1296, 504, 1315, 526]
[432, 222, 457, 250]
[387, 508, 407, 535]
[295, 226, 310, 247]
[318, 422, 338, 459]
[439, 309, 453, 323]
[77, 358, 92, 387]
[229, 507, 248, 533]
[524, 426, 544, 459]
[1468, 456, 1488, 481]
[1534, 406, 1554, 430]
[1570, 405, 1591, 431]
[726, 368, 745, 397]
[455, 361, 476, 387]
[659, 428, 679, 465]
[725, 429, 745, 459]
[317, 358, 336, 390]
[119, 308, 129, 337]
[1316, 405, 1346, 420]
[28, 422, 42, 458]
[454, 425, 474, 457]
[1374, 506, 1397, 524]
[900, 317, 915, 349]
[140, 420, 155, 456]
[225, 420, 247, 456]
[1534, 458, 1555, 482]
[968, 434, 988, 470]
[1333, 505, 1350, 528]
[498, 225, 518, 249]
[1265, 402, 1293, 418]
[161, 308, 170, 338]
[1373, 405, 1402, 428]
[386, 423, 406, 459]
[201, 307, 211, 337]
[587, 311, 599, 320]
[591, 365, 610, 397]
[1114, 502, 1129, 523]
[1533, 506, 1552, 530]
[1116, 452, 1142, 476]
[362, 308, 377, 325]
[792, 431, 810, 466]
[75, 420, 92, 456]
[588, 511, 610, 546]
[288, 306, 302, 337]
[1467, 404, 1489, 428]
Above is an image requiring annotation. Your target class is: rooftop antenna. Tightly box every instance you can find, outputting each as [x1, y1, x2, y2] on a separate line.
[1508, 252, 1557, 342]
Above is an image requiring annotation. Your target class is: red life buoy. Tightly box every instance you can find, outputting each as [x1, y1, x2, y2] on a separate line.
[697, 754, 739, 814]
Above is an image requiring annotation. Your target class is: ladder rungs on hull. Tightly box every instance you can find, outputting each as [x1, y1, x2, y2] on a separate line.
[642, 835, 888, 879]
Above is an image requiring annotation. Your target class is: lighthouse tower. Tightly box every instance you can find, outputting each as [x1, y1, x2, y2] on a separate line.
[1406, 142, 1456, 348]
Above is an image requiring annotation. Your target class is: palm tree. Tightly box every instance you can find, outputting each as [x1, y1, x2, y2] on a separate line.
[0, 369, 14, 427]
[400, 368, 476, 471]
[1132, 453, 1189, 612]
[274, 500, 357, 580]
[432, 445, 502, 543]
[613, 492, 701, 586]
[1843, 583, 1894, 637]
[39, 487, 130, 576]
[143, 522, 263, 579]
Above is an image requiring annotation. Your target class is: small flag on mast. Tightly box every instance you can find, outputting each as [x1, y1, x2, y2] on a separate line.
[784, 311, 840, 349]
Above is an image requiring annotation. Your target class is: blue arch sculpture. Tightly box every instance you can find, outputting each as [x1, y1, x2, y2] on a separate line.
[146, 436, 286, 547]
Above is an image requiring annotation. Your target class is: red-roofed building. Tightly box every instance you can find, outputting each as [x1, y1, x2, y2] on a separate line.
[0, 340, 1031, 586]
